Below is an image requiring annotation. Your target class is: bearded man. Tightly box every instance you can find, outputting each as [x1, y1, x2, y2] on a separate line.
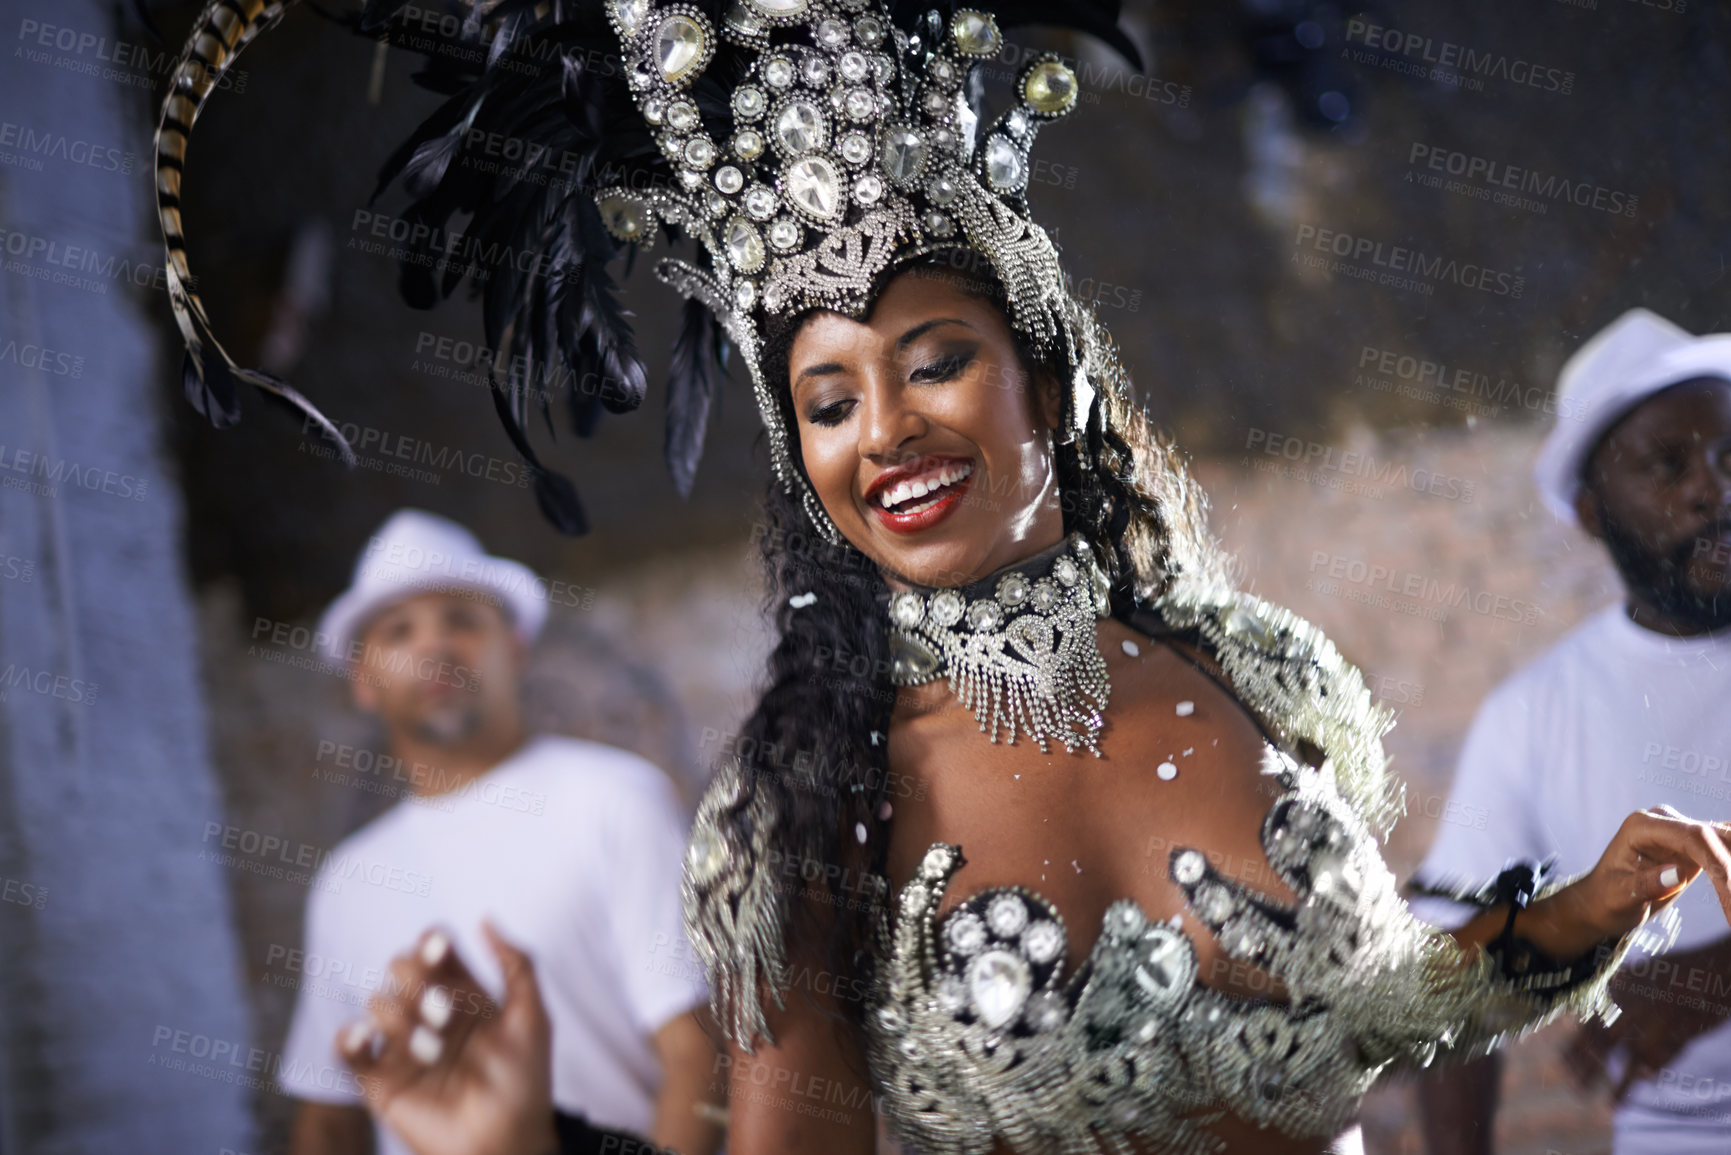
[1413, 309, 1731, 1155]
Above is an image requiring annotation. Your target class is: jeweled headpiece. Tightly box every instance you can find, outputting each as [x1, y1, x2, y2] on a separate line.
[154, 0, 1140, 538]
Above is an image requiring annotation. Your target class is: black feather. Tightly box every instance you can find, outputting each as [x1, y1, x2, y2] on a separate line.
[570, 199, 647, 415]
[488, 374, 587, 535]
[665, 299, 728, 498]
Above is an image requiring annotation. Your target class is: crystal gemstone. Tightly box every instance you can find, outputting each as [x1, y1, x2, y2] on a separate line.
[610, 0, 648, 38]
[985, 135, 1026, 191]
[734, 87, 765, 118]
[597, 194, 650, 241]
[775, 101, 825, 154]
[733, 130, 765, 160]
[1134, 930, 1189, 999]
[881, 127, 927, 183]
[724, 217, 764, 271]
[969, 949, 1032, 1028]
[951, 10, 1002, 56]
[654, 15, 707, 84]
[723, 3, 766, 37]
[986, 893, 1028, 937]
[1025, 60, 1078, 114]
[816, 17, 849, 48]
[786, 156, 842, 218]
[744, 186, 777, 218]
[683, 137, 716, 168]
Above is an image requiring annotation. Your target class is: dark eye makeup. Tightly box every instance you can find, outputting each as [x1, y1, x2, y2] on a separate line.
[910, 348, 976, 384]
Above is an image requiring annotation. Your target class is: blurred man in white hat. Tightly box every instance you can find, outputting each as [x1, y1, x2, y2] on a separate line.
[279, 510, 722, 1155]
[1412, 310, 1731, 1155]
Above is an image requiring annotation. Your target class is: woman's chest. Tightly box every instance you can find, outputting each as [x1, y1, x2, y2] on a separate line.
[879, 675, 1297, 992]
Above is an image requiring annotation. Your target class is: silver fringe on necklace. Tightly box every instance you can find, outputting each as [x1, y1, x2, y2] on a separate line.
[887, 535, 1112, 756]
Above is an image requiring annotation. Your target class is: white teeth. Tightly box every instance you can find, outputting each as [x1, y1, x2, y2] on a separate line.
[877, 461, 974, 509]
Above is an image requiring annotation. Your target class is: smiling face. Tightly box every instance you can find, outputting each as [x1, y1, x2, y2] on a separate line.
[786, 268, 1067, 587]
[1576, 377, 1731, 634]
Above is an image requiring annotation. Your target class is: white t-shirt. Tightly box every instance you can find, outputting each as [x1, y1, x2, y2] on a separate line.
[1411, 604, 1731, 1152]
[278, 735, 708, 1155]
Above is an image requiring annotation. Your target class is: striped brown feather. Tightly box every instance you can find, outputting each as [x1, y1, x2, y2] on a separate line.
[152, 0, 355, 464]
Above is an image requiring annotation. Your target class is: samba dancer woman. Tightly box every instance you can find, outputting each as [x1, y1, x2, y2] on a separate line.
[155, 2, 1731, 1152]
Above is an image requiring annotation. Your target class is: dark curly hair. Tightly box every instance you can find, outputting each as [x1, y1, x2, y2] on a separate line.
[715, 250, 1228, 1047]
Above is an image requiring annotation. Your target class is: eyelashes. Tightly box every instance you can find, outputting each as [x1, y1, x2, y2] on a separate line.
[911, 351, 974, 383]
[800, 350, 978, 426]
[807, 399, 855, 428]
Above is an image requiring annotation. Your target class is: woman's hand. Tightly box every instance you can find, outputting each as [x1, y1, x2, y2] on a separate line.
[1529, 806, 1731, 960]
[338, 921, 559, 1155]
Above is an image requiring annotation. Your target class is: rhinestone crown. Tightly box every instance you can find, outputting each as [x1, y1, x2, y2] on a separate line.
[597, 0, 1086, 540]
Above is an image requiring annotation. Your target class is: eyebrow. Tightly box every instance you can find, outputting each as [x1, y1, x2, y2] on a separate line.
[895, 317, 975, 350]
[793, 318, 977, 389]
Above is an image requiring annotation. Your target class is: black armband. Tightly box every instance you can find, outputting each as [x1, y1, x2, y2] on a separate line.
[1410, 856, 1611, 994]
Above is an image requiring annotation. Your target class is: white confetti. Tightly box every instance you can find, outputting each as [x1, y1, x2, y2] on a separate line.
[1121, 639, 1140, 657]
[1156, 761, 1179, 781]
[854, 822, 868, 844]
[790, 591, 817, 608]
[1175, 700, 1195, 717]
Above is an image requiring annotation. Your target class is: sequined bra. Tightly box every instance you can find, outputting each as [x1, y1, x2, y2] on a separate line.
[683, 590, 1638, 1155]
[864, 747, 1567, 1155]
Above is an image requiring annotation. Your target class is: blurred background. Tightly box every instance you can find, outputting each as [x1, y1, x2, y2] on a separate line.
[2, 0, 1727, 1151]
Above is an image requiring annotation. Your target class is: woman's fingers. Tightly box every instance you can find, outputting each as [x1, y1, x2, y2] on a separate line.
[415, 927, 501, 1062]
[1629, 809, 1731, 922]
[1614, 810, 1730, 907]
[481, 918, 550, 1043]
[338, 926, 500, 1099]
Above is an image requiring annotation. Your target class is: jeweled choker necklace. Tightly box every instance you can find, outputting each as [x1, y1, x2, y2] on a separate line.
[887, 534, 1112, 756]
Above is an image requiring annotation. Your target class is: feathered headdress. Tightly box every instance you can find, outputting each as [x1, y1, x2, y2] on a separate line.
[154, 0, 1142, 536]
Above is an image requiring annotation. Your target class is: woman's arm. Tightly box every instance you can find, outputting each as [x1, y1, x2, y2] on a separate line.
[648, 1012, 726, 1155]
[721, 988, 877, 1155]
[1445, 806, 1731, 963]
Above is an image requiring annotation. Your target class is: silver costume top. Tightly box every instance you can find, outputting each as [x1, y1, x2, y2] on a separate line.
[683, 587, 1644, 1154]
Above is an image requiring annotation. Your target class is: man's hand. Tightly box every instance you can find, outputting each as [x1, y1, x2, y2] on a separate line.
[1563, 934, 1731, 1101]
[339, 922, 559, 1155]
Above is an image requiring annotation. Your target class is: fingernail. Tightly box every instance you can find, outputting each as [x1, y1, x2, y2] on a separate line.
[408, 1024, 444, 1065]
[341, 1018, 378, 1057]
[1660, 866, 1680, 889]
[419, 984, 453, 1030]
[420, 930, 450, 967]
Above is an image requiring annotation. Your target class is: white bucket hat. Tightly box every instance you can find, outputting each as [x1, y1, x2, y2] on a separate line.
[1534, 308, 1731, 526]
[315, 509, 549, 662]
